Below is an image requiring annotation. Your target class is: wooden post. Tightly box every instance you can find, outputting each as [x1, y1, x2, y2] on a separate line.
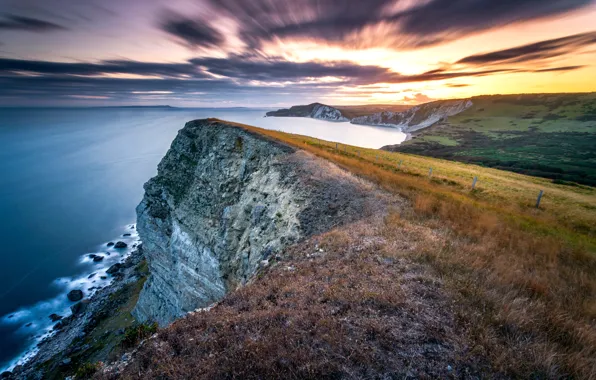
[429, 167, 433, 178]
[536, 190, 544, 208]
[472, 176, 478, 190]
[335, 142, 338, 150]
[398, 160, 402, 169]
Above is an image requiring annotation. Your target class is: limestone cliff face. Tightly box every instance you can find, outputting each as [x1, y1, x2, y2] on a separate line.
[134, 119, 372, 325]
[351, 99, 473, 132]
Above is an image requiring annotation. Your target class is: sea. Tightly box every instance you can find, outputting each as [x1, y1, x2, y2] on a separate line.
[0, 106, 406, 371]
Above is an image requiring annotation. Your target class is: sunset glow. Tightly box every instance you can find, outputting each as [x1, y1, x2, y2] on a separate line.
[1, 0, 595, 106]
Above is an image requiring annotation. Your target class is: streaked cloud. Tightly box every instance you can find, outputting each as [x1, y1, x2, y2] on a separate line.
[458, 31, 596, 65]
[0, 15, 67, 32]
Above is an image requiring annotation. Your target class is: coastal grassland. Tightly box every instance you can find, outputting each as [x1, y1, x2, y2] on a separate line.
[389, 92, 596, 186]
[210, 120, 596, 377]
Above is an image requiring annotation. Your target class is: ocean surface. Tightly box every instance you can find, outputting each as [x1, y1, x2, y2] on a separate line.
[0, 107, 406, 370]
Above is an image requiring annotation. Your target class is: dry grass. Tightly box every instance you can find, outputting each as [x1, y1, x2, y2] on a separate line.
[221, 120, 596, 378]
[100, 120, 596, 379]
[100, 217, 485, 379]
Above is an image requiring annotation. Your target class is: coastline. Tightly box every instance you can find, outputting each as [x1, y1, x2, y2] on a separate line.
[0, 228, 144, 379]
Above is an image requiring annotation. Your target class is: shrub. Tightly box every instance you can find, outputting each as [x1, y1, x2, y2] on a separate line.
[121, 322, 158, 348]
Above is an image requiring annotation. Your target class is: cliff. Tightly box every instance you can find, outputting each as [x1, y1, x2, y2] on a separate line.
[133, 119, 376, 325]
[267, 99, 473, 133]
[351, 99, 473, 132]
[265, 103, 348, 121]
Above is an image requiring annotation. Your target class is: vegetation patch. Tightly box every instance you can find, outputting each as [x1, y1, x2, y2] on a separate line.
[389, 93, 596, 186]
[91, 120, 596, 379]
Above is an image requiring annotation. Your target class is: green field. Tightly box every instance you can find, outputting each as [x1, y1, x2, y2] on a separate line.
[385, 93, 596, 186]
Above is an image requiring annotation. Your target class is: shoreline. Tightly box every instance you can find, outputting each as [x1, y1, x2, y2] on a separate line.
[0, 226, 143, 378]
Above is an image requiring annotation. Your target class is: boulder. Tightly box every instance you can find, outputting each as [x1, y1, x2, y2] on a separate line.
[114, 241, 127, 249]
[70, 299, 90, 315]
[49, 313, 63, 322]
[93, 255, 104, 262]
[106, 263, 122, 275]
[107, 242, 114, 247]
[88, 273, 96, 279]
[67, 289, 83, 302]
[123, 233, 131, 237]
[53, 321, 64, 330]
[88, 254, 97, 259]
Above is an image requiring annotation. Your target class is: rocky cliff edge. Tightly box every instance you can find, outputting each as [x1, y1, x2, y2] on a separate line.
[133, 119, 380, 325]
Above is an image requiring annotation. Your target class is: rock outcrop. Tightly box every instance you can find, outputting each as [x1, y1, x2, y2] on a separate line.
[267, 99, 473, 133]
[351, 99, 473, 132]
[266, 103, 348, 122]
[133, 119, 377, 326]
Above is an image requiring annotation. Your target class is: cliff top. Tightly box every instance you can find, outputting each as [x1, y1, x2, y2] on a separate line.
[89, 119, 596, 379]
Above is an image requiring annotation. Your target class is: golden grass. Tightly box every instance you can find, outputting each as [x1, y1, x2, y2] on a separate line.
[97, 119, 596, 379]
[213, 119, 596, 377]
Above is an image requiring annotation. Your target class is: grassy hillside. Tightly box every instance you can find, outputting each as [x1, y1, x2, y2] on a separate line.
[385, 93, 596, 186]
[334, 104, 412, 119]
[105, 120, 596, 379]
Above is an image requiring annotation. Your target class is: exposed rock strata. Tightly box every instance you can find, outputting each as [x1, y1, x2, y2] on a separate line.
[351, 99, 473, 132]
[267, 99, 473, 133]
[133, 119, 377, 326]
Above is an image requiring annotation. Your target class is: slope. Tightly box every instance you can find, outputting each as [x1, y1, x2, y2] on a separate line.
[93, 120, 596, 380]
[384, 93, 596, 186]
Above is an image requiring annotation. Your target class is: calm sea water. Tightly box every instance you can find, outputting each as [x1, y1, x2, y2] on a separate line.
[0, 107, 406, 370]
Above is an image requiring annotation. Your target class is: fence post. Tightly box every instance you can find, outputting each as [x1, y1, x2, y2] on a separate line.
[472, 176, 478, 190]
[398, 160, 402, 169]
[429, 167, 433, 178]
[335, 142, 338, 150]
[536, 190, 544, 208]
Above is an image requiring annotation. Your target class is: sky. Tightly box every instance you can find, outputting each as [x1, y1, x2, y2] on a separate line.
[0, 0, 596, 107]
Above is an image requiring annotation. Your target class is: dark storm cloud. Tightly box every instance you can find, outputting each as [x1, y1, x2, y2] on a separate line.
[188, 0, 594, 49]
[190, 56, 516, 85]
[0, 54, 585, 104]
[0, 56, 522, 91]
[397, 0, 593, 43]
[190, 56, 393, 82]
[0, 58, 206, 78]
[0, 14, 66, 32]
[159, 11, 225, 48]
[458, 32, 596, 65]
[201, 0, 394, 47]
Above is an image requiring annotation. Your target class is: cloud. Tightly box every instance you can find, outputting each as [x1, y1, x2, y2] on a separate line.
[458, 31, 596, 65]
[532, 65, 586, 73]
[396, 0, 593, 45]
[159, 11, 225, 49]
[401, 92, 433, 103]
[0, 15, 67, 32]
[189, 0, 594, 50]
[190, 56, 393, 82]
[0, 58, 207, 78]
